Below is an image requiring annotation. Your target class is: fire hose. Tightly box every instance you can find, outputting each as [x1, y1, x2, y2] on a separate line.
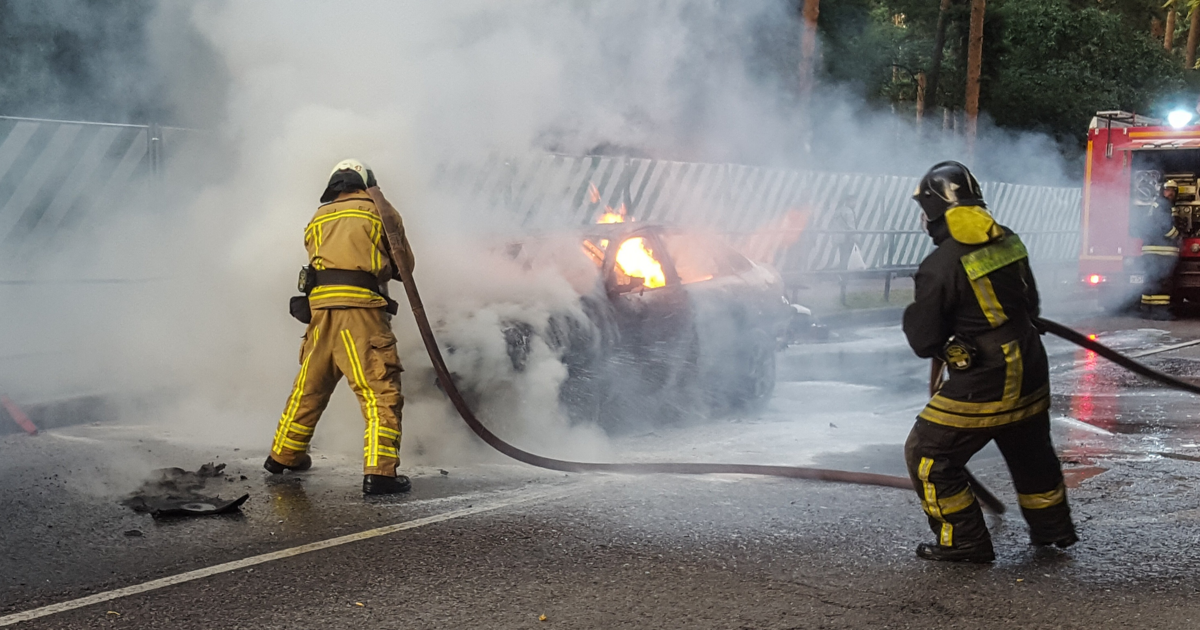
[396, 259, 1200, 514]
[374, 191, 1200, 515]
[1036, 317, 1200, 395]
[392, 253, 920, 491]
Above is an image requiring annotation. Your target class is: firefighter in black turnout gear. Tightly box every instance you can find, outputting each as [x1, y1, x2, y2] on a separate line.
[902, 161, 1078, 563]
[1138, 180, 1181, 320]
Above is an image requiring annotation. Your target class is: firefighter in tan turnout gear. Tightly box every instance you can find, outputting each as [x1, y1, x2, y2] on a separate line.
[265, 159, 417, 495]
[902, 161, 1078, 563]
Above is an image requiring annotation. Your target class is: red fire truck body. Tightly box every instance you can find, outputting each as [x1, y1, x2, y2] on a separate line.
[1079, 111, 1200, 311]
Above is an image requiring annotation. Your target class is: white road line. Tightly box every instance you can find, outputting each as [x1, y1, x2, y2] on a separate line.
[369, 489, 503, 508]
[1130, 338, 1200, 359]
[0, 486, 568, 627]
[1053, 415, 1114, 436]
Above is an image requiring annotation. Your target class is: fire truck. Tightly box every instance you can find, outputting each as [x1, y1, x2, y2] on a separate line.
[1080, 110, 1200, 312]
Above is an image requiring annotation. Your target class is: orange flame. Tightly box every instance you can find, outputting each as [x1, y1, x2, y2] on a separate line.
[589, 183, 631, 224]
[597, 203, 627, 224]
[739, 208, 811, 263]
[615, 237, 665, 289]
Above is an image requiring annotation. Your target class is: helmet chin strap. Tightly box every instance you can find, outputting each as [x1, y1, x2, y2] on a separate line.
[921, 211, 931, 235]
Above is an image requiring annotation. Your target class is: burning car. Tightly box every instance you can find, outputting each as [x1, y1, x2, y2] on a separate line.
[488, 215, 805, 429]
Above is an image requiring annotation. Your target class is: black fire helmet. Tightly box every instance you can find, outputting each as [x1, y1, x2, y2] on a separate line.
[912, 160, 986, 222]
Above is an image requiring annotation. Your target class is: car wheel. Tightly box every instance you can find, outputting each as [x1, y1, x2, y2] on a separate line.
[733, 332, 776, 413]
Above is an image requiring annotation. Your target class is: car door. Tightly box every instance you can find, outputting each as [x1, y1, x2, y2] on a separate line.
[602, 229, 695, 397]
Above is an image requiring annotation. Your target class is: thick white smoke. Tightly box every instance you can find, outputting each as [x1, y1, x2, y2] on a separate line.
[1, 1, 1077, 476]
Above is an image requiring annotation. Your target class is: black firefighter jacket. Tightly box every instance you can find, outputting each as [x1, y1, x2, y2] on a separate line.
[902, 205, 1050, 429]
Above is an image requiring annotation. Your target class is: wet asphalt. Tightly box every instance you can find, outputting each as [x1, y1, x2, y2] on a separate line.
[6, 308, 1200, 628]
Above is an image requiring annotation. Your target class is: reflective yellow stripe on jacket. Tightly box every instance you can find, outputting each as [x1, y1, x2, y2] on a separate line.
[304, 195, 391, 309]
[919, 345, 1049, 428]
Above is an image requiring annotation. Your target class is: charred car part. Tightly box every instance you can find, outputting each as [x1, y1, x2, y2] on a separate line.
[491, 224, 801, 429]
[122, 463, 250, 518]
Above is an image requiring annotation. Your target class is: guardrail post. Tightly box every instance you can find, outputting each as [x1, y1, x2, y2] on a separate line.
[148, 122, 162, 177]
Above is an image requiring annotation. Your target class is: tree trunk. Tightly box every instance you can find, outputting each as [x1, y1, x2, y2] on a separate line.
[1166, 9, 1177, 51]
[798, 0, 820, 102]
[965, 0, 985, 155]
[916, 72, 927, 124]
[923, 0, 953, 119]
[1187, 5, 1199, 69]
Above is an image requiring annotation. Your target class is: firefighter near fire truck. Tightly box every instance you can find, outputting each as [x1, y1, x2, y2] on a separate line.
[265, 159, 417, 496]
[1136, 180, 1182, 320]
[1079, 111, 1200, 314]
[902, 161, 1078, 563]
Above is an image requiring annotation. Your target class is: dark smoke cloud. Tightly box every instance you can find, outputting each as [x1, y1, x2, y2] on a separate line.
[0, 0, 225, 126]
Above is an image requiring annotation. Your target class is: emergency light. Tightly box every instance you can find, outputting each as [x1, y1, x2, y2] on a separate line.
[1168, 109, 1194, 129]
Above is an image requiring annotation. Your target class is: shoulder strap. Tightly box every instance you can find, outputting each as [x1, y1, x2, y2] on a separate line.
[959, 234, 1028, 281]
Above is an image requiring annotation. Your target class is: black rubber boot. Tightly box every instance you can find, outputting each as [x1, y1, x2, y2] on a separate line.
[263, 454, 312, 474]
[1033, 532, 1079, 549]
[1141, 305, 1175, 321]
[915, 541, 996, 563]
[1153, 306, 1177, 321]
[363, 474, 412, 495]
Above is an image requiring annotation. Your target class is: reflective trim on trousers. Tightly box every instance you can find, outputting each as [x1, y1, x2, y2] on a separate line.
[921, 486, 976, 518]
[918, 457, 955, 547]
[340, 329, 396, 469]
[273, 327, 320, 455]
[1018, 483, 1066, 510]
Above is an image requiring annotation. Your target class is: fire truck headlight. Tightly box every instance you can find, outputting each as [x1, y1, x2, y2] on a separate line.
[1086, 274, 1105, 285]
[1169, 109, 1194, 128]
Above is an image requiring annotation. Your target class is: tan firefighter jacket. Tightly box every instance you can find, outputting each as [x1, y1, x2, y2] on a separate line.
[305, 190, 415, 310]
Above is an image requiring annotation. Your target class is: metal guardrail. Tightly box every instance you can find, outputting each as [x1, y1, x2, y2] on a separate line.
[777, 227, 1082, 305]
[791, 228, 1081, 270]
[0, 120, 1084, 289]
[0, 115, 165, 268]
[445, 154, 1084, 280]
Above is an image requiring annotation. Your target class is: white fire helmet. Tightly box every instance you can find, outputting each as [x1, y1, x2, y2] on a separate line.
[330, 159, 370, 187]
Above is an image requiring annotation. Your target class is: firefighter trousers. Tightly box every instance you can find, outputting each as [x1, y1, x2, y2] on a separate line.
[904, 411, 1076, 548]
[270, 306, 404, 476]
[1140, 249, 1178, 308]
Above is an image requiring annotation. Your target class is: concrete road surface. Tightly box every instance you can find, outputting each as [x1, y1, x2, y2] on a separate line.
[4, 313, 1200, 628]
